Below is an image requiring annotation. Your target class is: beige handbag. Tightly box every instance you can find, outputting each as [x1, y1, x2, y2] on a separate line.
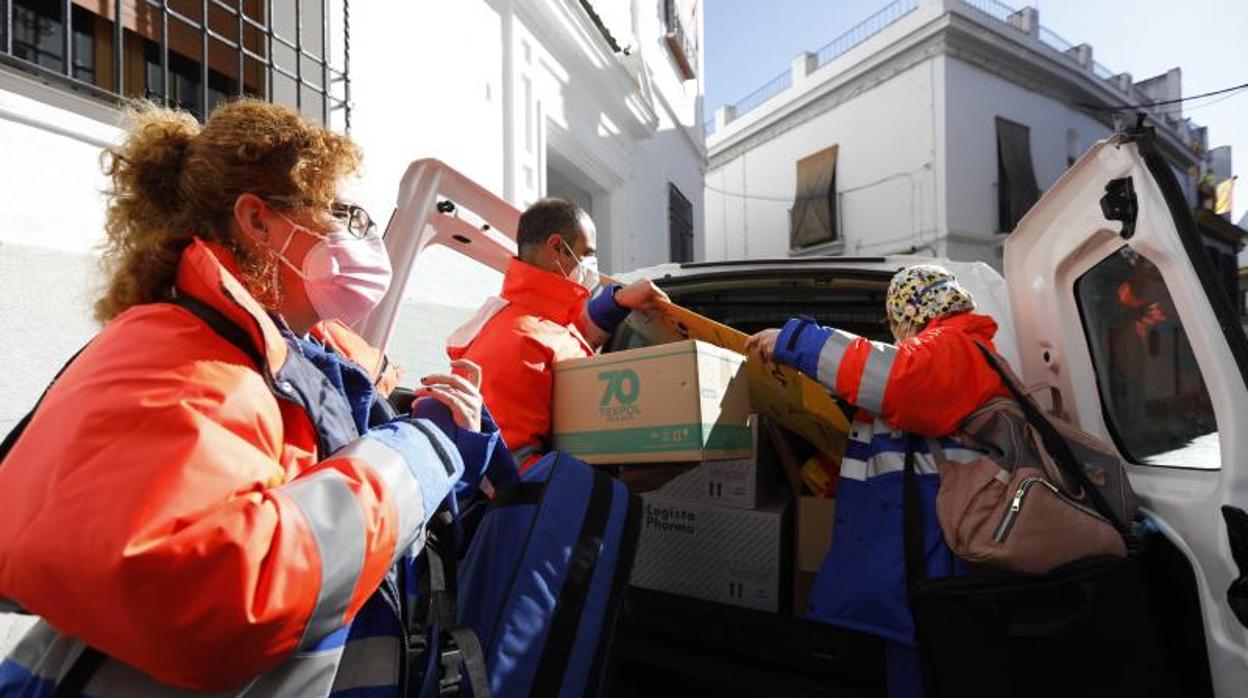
[925, 346, 1136, 574]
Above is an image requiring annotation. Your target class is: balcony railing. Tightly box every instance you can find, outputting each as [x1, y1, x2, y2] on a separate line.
[711, 0, 916, 130]
[958, 0, 1017, 23]
[959, 0, 1128, 95]
[1038, 25, 1074, 54]
[813, 0, 918, 71]
[732, 70, 791, 119]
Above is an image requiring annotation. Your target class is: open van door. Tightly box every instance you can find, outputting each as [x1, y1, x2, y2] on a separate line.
[1007, 129, 1248, 695]
[356, 159, 521, 354]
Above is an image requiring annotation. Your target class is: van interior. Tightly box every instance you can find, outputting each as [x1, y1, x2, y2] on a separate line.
[602, 266, 1216, 697]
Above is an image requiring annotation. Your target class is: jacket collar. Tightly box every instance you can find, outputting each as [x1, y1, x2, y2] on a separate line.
[500, 258, 589, 326]
[924, 311, 999, 343]
[174, 238, 289, 377]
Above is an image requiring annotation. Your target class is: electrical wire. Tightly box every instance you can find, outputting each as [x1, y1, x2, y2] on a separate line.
[1080, 81, 1248, 111]
[1152, 88, 1248, 117]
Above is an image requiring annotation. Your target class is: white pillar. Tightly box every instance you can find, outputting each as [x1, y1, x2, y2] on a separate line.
[1111, 72, 1133, 94]
[791, 51, 817, 82]
[1007, 7, 1039, 38]
[1064, 43, 1092, 68]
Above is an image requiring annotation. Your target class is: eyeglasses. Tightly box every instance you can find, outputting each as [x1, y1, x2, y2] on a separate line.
[263, 195, 377, 239]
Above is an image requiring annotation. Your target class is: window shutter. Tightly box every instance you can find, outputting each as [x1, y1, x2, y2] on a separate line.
[790, 144, 838, 248]
[996, 118, 1040, 232]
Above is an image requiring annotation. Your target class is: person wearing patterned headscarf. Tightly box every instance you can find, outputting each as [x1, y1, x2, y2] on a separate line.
[745, 264, 1013, 698]
[885, 264, 977, 341]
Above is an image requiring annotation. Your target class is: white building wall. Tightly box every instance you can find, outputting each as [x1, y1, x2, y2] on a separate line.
[354, 0, 704, 382]
[0, 73, 120, 435]
[942, 55, 1115, 265]
[703, 0, 1210, 272]
[705, 57, 941, 261]
[0, 70, 124, 655]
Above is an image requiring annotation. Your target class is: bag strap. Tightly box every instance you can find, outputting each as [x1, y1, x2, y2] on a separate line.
[530, 464, 615, 696]
[443, 627, 490, 697]
[973, 343, 1132, 538]
[5, 293, 265, 695]
[901, 438, 925, 597]
[1, 292, 263, 470]
[0, 345, 86, 466]
[420, 512, 492, 698]
[168, 292, 265, 370]
[487, 482, 545, 509]
[49, 646, 107, 698]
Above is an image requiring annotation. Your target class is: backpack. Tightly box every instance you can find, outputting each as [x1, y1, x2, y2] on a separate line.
[453, 452, 642, 697]
[921, 344, 1138, 574]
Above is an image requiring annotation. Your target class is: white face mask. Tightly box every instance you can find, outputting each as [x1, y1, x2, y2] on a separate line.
[270, 213, 393, 326]
[557, 238, 600, 291]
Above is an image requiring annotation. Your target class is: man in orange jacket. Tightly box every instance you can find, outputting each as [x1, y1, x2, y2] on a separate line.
[448, 197, 667, 468]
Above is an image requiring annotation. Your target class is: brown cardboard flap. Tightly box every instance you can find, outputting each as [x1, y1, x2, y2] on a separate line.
[797, 496, 836, 573]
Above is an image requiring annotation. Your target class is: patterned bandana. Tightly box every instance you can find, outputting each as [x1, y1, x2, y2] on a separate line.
[885, 264, 976, 329]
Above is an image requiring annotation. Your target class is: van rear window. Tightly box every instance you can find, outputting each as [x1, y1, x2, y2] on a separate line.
[1075, 246, 1221, 470]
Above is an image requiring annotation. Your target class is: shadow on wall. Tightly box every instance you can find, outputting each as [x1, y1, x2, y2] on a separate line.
[547, 18, 701, 275]
[0, 244, 102, 433]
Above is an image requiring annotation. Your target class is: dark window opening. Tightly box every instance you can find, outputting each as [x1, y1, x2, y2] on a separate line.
[790, 144, 838, 249]
[996, 117, 1040, 233]
[144, 41, 236, 118]
[669, 183, 693, 263]
[1, 0, 350, 128]
[11, 1, 94, 82]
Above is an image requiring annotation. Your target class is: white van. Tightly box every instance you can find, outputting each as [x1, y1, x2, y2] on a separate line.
[363, 129, 1248, 696]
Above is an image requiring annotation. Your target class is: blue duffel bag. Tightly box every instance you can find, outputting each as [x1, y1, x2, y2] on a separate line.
[402, 405, 642, 698]
[455, 451, 642, 697]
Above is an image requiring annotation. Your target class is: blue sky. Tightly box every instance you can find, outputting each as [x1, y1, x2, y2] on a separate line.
[704, 0, 1248, 222]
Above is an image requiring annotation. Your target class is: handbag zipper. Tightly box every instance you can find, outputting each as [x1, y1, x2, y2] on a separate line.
[992, 477, 1109, 543]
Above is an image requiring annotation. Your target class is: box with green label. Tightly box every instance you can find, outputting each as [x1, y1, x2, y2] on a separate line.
[552, 340, 752, 464]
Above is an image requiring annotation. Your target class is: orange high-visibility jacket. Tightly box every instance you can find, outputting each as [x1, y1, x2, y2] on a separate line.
[0, 239, 458, 690]
[447, 260, 615, 467]
[774, 311, 1010, 436]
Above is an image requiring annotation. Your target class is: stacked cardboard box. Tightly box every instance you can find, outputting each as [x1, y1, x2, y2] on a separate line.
[552, 341, 788, 613]
[552, 339, 846, 616]
[552, 340, 753, 464]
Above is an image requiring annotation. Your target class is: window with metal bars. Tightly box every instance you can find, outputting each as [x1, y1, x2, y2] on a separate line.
[0, 0, 350, 129]
[669, 182, 693, 263]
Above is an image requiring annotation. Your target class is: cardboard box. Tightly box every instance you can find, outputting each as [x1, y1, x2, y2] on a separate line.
[655, 456, 777, 510]
[623, 303, 851, 458]
[552, 340, 752, 464]
[791, 497, 836, 617]
[630, 493, 788, 613]
[796, 496, 836, 573]
[651, 415, 775, 509]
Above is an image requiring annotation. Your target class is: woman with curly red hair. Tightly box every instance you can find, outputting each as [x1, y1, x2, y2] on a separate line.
[0, 100, 494, 697]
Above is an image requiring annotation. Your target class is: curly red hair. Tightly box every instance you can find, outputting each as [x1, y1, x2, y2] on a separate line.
[95, 99, 361, 322]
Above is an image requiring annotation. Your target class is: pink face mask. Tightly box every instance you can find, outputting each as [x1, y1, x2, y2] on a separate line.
[270, 214, 393, 326]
